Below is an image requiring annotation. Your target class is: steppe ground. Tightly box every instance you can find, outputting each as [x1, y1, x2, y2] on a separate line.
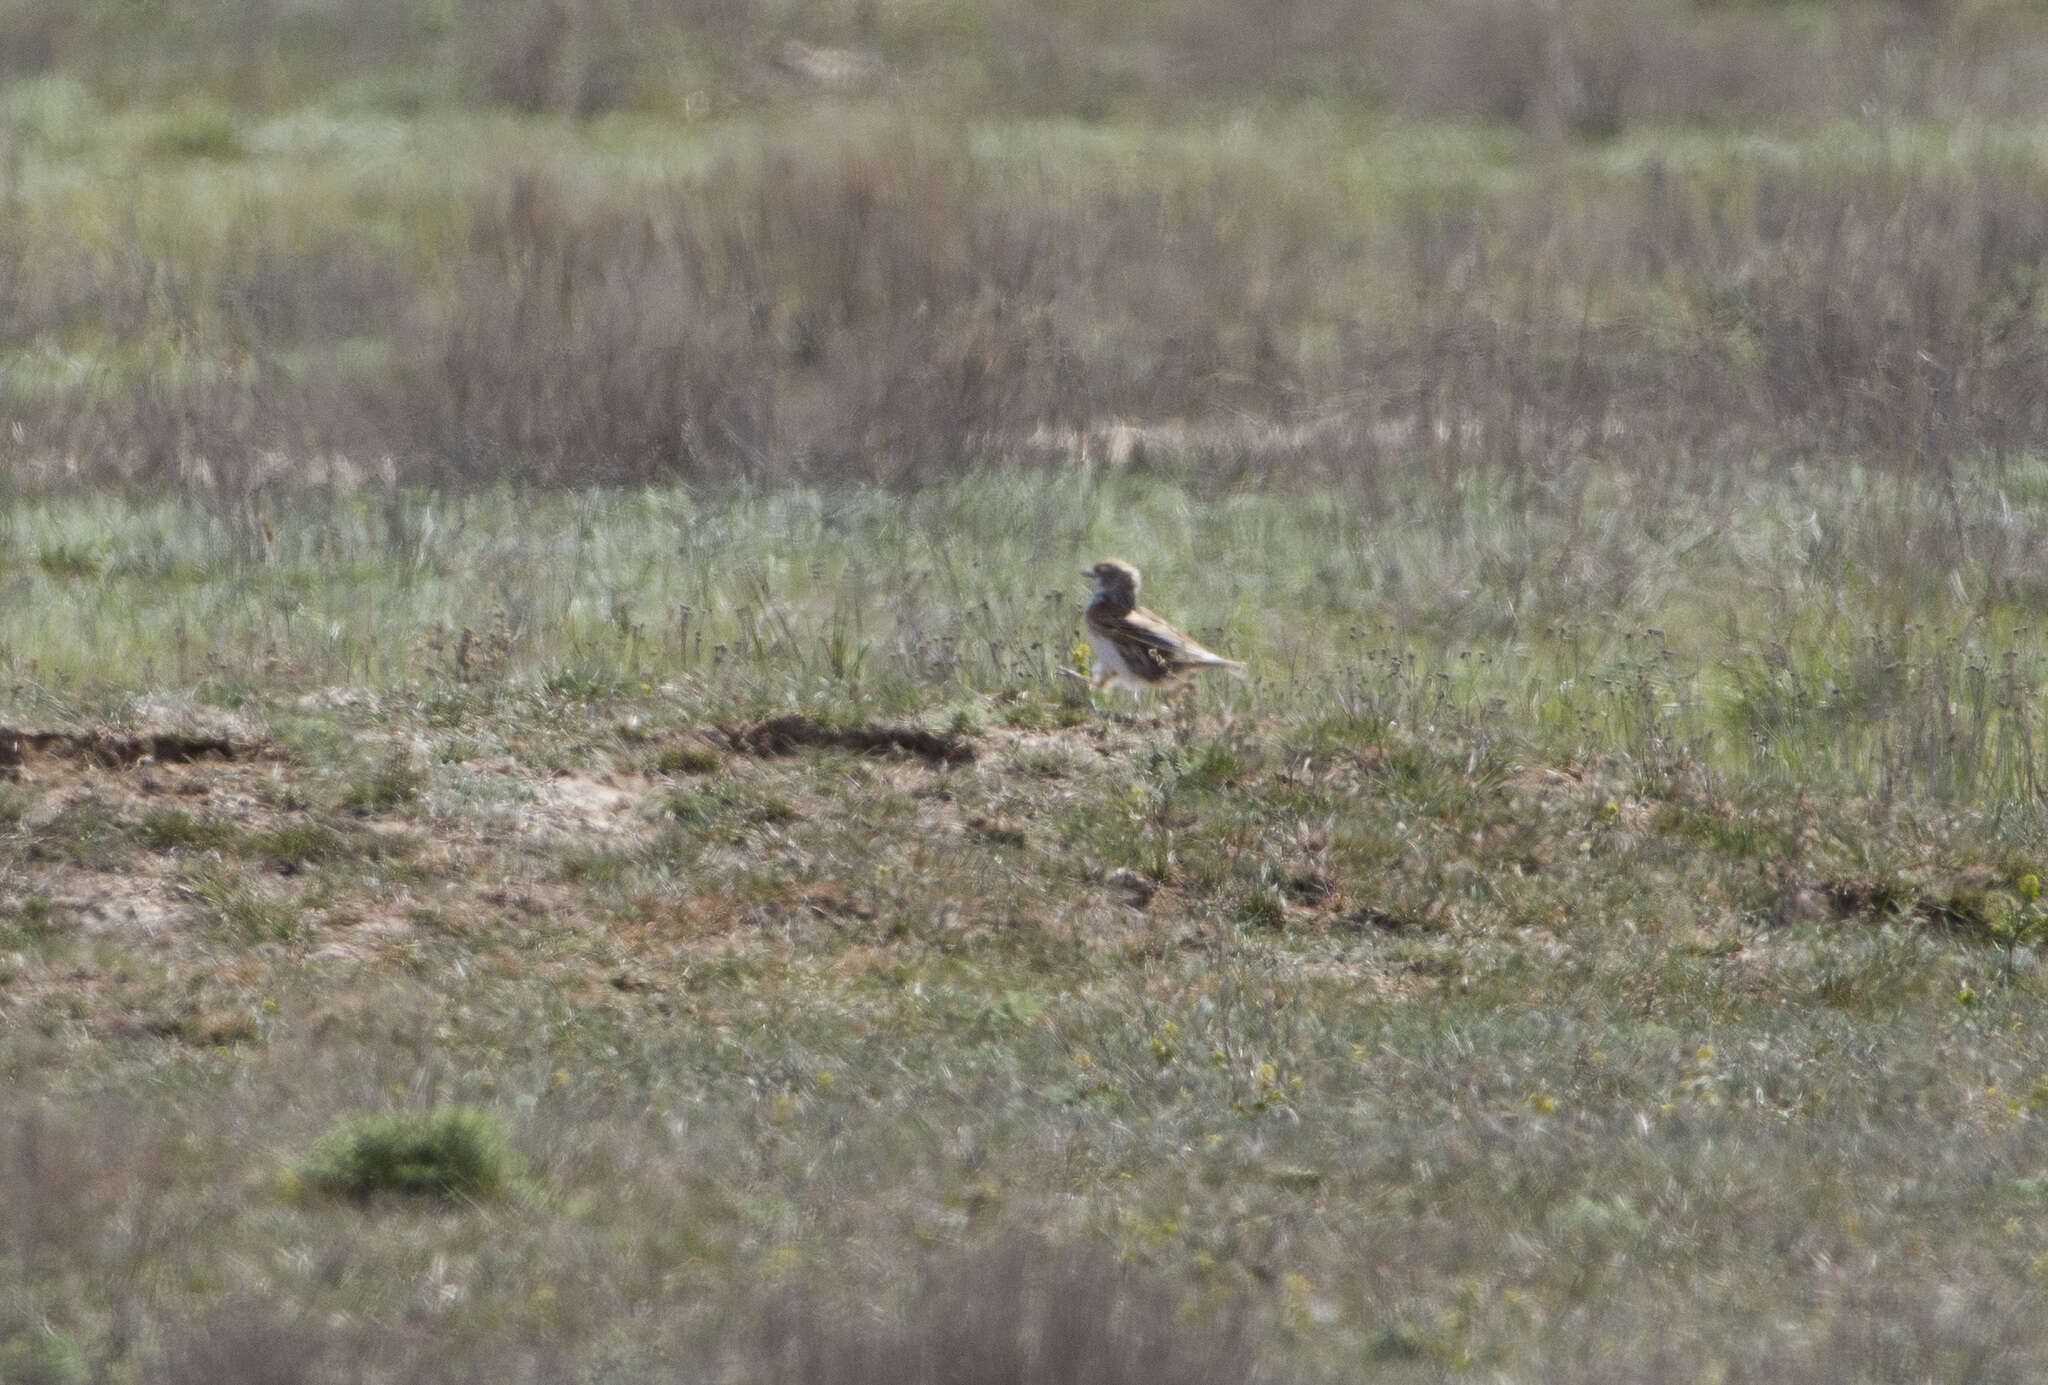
[14, 3, 2048, 1383]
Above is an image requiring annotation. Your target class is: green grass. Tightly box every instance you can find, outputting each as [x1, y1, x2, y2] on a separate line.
[337, 752, 424, 816]
[176, 861, 304, 944]
[14, 5, 2048, 1372]
[9, 463, 2048, 808]
[238, 821, 348, 871]
[142, 105, 247, 161]
[6, 464, 2048, 1379]
[135, 806, 236, 854]
[0, 894, 59, 953]
[291, 1106, 524, 1203]
[649, 742, 722, 776]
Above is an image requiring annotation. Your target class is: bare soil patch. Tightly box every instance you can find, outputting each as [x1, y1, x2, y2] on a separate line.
[724, 713, 976, 765]
[0, 726, 255, 776]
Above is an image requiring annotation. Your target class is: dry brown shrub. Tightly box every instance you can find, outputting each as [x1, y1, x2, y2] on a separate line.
[390, 134, 1314, 486]
[13, 91, 2048, 491]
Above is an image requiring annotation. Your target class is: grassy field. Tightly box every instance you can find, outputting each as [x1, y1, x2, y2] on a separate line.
[9, 2, 2048, 489]
[10, 463, 2048, 1381]
[15, 2, 2048, 1382]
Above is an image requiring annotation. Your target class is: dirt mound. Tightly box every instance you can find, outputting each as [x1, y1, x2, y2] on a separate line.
[0, 727, 251, 776]
[725, 714, 974, 765]
[1786, 871, 2000, 933]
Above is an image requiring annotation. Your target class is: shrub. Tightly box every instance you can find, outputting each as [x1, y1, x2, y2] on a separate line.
[19, 41, 2048, 490]
[292, 1105, 522, 1202]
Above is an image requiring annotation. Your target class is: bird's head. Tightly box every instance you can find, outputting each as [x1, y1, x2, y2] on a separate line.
[1083, 558, 1140, 606]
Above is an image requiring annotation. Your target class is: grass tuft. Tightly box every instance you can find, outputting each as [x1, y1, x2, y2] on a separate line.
[0, 894, 59, 952]
[144, 106, 247, 160]
[291, 1106, 522, 1204]
[241, 821, 348, 872]
[339, 753, 424, 817]
[651, 743, 722, 776]
[179, 863, 304, 944]
[136, 807, 235, 854]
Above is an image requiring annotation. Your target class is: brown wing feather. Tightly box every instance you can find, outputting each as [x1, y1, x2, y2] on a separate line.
[1087, 603, 1234, 678]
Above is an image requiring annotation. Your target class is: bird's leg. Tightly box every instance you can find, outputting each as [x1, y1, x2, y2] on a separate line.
[1080, 670, 1137, 723]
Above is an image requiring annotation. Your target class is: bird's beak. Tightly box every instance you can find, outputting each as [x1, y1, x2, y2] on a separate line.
[1080, 568, 1093, 579]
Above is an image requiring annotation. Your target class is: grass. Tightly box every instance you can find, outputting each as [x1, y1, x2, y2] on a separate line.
[5, 466, 2048, 1379]
[13, 2, 2048, 1378]
[650, 741, 722, 776]
[176, 860, 305, 944]
[291, 1106, 524, 1203]
[10, 462, 2048, 806]
[142, 105, 246, 161]
[337, 752, 424, 817]
[8, 0, 2037, 130]
[10, 53, 2048, 486]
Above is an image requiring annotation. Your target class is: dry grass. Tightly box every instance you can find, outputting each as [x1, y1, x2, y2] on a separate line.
[10, 5, 2048, 489]
[6, 660, 2048, 1380]
[13, 3, 2048, 1379]
[11, 0, 2048, 129]
[11, 120, 2048, 489]
[745, 1238, 1260, 1385]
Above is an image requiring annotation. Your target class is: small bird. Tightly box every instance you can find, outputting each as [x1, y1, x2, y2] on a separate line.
[1080, 558, 1244, 695]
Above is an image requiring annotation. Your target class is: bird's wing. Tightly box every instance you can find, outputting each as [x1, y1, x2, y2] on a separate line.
[1087, 604, 1239, 676]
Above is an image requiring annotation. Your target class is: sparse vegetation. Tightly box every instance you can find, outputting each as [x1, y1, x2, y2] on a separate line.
[13, 3, 2048, 1382]
[5, 465, 2048, 1378]
[747, 1238, 1260, 1385]
[338, 751, 424, 816]
[135, 806, 235, 854]
[177, 860, 304, 943]
[5, 7, 2048, 489]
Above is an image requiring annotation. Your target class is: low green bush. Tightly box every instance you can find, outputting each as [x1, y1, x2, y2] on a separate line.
[293, 1106, 522, 1202]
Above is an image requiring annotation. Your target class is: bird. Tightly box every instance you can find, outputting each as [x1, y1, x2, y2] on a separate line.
[1078, 558, 1244, 696]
